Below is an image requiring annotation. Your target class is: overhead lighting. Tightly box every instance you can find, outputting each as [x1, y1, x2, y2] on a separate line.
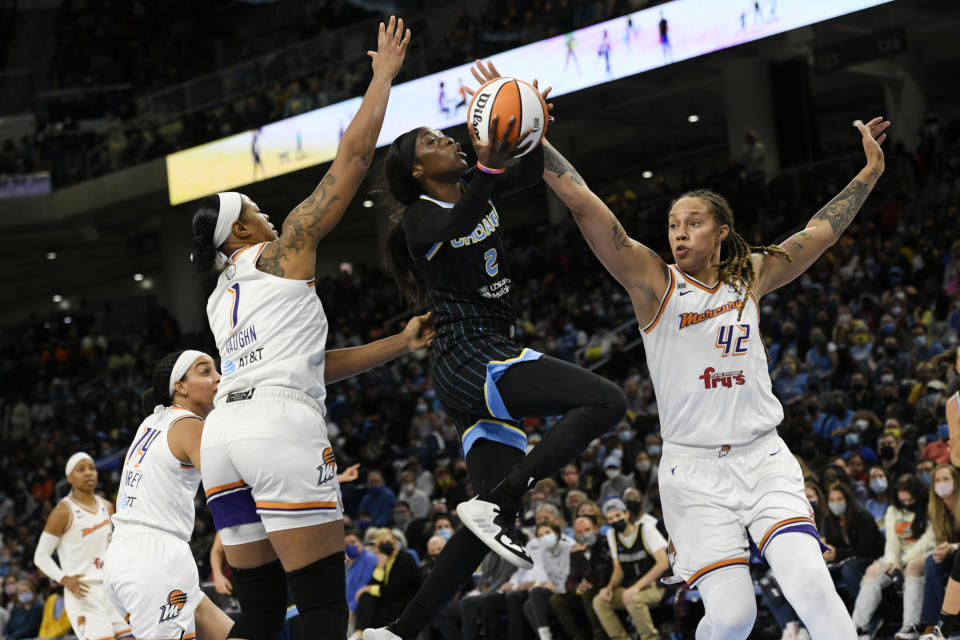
[141, 277, 154, 290]
[642, 170, 653, 179]
[63, 316, 72, 324]
[133, 273, 144, 282]
[687, 114, 700, 123]
[362, 200, 374, 208]
[52, 294, 63, 303]
[46, 251, 58, 260]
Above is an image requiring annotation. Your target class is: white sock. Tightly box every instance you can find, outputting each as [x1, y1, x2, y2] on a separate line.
[537, 626, 553, 640]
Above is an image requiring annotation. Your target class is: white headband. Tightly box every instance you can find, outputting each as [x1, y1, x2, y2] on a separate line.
[169, 350, 206, 398]
[65, 452, 94, 477]
[213, 192, 243, 264]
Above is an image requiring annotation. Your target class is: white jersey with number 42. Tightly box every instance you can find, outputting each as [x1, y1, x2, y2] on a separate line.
[640, 265, 783, 448]
[206, 242, 329, 407]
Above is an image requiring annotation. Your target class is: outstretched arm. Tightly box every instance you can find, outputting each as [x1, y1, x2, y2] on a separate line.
[325, 312, 435, 384]
[257, 17, 411, 280]
[754, 117, 889, 298]
[543, 141, 669, 324]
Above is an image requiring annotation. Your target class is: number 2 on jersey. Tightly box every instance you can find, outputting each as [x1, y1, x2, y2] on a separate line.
[484, 249, 499, 277]
[716, 323, 750, 357]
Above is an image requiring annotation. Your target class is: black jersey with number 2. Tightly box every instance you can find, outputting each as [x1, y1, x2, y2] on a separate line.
[401, 150, 543, 358]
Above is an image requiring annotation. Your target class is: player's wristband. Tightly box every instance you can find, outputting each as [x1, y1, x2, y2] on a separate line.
[476, 161, 505, 175]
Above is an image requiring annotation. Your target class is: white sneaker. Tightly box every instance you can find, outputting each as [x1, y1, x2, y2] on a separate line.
[897, 625, 921, 640]
[457, 497, 533, 570]
[797, 629, 811, 640]
[362, 628, 402, 640]
[920, 629, 946, 640]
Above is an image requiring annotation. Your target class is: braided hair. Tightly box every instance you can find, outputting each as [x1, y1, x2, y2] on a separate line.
[140, 351, 187, 414]
[672, 189, 791, 319]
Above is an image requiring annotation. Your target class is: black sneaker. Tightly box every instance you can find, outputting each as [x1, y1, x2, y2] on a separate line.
[457, 483, 532, 570]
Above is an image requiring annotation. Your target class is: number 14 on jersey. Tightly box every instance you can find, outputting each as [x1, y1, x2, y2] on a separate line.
[716, 324, 750, 357]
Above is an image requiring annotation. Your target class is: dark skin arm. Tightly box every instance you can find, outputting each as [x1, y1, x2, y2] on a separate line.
[255, 17, 411, 280]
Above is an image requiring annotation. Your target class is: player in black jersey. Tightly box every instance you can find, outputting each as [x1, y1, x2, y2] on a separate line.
[364, 93, 627, 640]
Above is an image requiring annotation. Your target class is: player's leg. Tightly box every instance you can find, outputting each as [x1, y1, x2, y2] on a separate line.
[923, 552, 960, 639]
[194, 594, 235, 640]
[378, 438, 524, 640]
[695, 566, 757, 640]
[764, 533, 857, 639]
[458, 353, 625, 564]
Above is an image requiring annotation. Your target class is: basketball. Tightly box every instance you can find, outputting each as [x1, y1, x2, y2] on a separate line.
[467, 77, 548, 156]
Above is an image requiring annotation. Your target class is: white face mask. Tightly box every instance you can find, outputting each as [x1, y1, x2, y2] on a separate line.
[539, 532, 558, 549]
[828, 502, 847, 517]
[605, 469, 620, 480]
[402, 483, 414, 494]
[636, 461, 652, 473]
[935, 481, 955, 499]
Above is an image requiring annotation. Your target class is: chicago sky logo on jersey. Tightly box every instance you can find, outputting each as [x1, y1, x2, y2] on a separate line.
[699, 366, 746, 389]
[158, 589, 187, 623]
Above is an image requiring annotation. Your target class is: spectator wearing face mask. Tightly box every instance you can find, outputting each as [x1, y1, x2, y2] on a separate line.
[360, 470, 398, 527]
[643, 435, 662, 466]
[916, 465, 960, 634]
[355, 529, 421, 634]
[840, 416, 879, 471]
[397, 471, 431, 520]
[875, 335, 914, 381]
[1, 580, 41, 640]
[819, 483, 884, 601]
[551, 516, 613, 640]
[775, 356, 808, 407]
[345, 528, 378, 620]
[852, 474, 935, 635]
[523, 523, 575, 640]
[825, 392, 856, 451]
[912, 325, 945, 369]
[878, 428, 918, 485]
[593, 499, 667, 640]
[846, 452, 870, 503]
[865, 466, 892, 532]
[805, 481, 827, 525]
[629, 451, 657, 495]
[806, 327, 838, 388]
[918, 458, 938, 490]
[598, 456, 635, 504]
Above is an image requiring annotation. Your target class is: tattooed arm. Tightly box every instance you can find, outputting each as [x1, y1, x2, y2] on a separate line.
[754, 117, 889, 298]
[542, 140, 670, 325]
[256, 17, 410, 280]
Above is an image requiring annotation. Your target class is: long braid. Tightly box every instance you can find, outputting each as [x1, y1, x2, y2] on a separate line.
[672, 190, 791, 320]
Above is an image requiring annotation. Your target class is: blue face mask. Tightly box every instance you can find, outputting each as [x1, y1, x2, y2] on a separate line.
[345, 544, 360, 559]
[647, 445, 661, 457]
[436, 527, 453, 541]
[882, 323, 895, 334]
[618, 431, 633, 443]
[870, 478, 888, 494]
[845, 433, 859, 447]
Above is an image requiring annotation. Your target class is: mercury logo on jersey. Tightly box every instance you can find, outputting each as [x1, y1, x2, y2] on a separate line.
[678, 299, 745, 329]
[316, 447, 337, 486]
[158, 589, 187, 623]
[699, 366, 746, 389]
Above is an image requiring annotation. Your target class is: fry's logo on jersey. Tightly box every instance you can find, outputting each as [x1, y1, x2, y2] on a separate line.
[316, 447, 337, 486]
[699, 367, 746, 389]
[678, 300, 745, 329]
[158, 589, 187, 623]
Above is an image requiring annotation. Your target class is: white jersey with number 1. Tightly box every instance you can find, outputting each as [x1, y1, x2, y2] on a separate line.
[206, 242, 329, 407]
[640, 264, 783, 448]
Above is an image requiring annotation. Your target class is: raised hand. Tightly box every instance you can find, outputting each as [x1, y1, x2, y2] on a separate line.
[469, 113, 533, 170]
[854, 116, 889, 178]
[368, 15, 412, 79]
[465, 60, 554, 122]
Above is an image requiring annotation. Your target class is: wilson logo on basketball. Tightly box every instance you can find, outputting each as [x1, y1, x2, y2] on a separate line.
[698, 367, 746, 389]
[158, 589, 187, 623]
[471, 92, 490, 136]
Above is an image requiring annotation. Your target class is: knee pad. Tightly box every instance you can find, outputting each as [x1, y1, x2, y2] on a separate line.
[229, 559, 288, 640]
[287, 552, 347, 636]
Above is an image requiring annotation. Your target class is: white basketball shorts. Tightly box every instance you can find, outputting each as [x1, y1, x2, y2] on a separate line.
[659, 430, 818, 587]
[201, 386, 343, 546]
[103, 525, 199, 640]
[63, 580, 131, 640]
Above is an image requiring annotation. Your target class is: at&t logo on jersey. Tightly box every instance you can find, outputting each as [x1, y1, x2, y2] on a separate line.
[158, 589, 187, 623]
[699, 367, 746, 389]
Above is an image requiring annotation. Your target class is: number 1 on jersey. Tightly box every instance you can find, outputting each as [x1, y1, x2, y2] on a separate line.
[716, 323, 750, 357]
[484, 249, 499, 277]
